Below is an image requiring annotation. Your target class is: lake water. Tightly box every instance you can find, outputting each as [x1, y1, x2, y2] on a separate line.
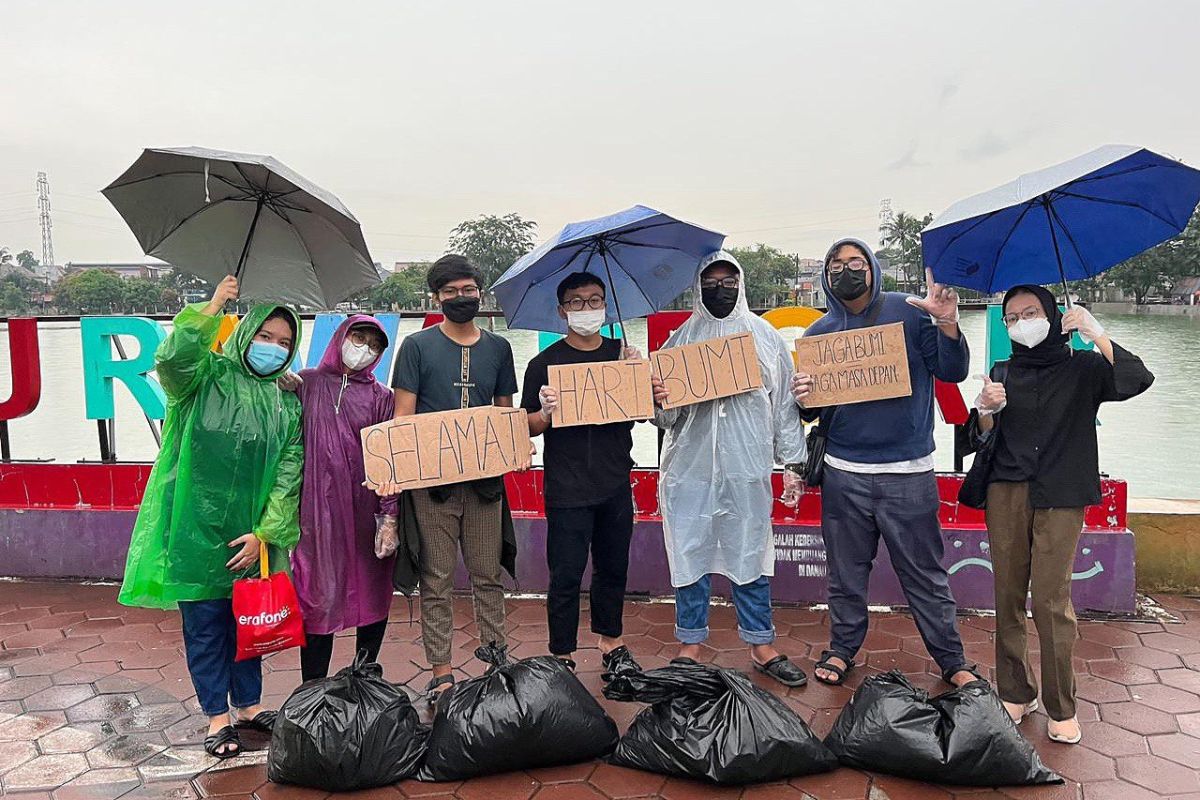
[2, 310, 1197, 499]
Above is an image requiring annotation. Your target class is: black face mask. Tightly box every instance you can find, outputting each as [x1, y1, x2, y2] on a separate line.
[831, 268, 869, 302]
[701, 286, 739, 319]
[441, 296, 479, 324]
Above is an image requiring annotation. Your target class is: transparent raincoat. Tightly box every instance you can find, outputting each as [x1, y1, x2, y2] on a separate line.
[654, 251, 805, 588]
[118, 302, 304, 609]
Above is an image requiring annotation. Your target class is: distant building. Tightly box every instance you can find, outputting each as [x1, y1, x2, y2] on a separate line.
[63, 261, 172, 280]
[392, 261, 426, 273]
[1172, 276, 1200, 305]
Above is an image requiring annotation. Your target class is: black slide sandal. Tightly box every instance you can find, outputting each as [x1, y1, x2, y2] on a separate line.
[814, 651, 854, 686]
[234, 710, 277, 733]
[425, 674, 455, 705]
[753, 654, 808, 687]
[204, 725, 241, 759]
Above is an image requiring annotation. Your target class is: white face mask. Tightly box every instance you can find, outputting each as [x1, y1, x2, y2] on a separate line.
[1008, 317, 1050, 349]
[566, 308, 606, 336]
[341, 339, 378, 371]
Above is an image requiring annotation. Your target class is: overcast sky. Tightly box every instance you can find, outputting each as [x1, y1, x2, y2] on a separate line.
[3, 0, 1198, 267]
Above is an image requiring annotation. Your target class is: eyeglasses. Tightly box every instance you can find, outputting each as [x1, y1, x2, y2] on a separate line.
[1003, 307, 1045, 326]
[347, 329, 381, 350]
[700, 277, 740, 290]
[561, 296, 606, 312]
[827, 258, 870, 275]
[438, 285, 480, 299]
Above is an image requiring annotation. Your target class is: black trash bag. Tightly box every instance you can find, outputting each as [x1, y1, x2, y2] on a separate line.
[267, 652, 429, 791]
[417, 643, 619, 781]
[602, 662, 838, 785]
[824, 671, 1062, 786]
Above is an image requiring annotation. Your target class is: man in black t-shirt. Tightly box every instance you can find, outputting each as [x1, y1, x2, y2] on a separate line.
[389, 255, 520, 702]
[521, 272, 643, 678]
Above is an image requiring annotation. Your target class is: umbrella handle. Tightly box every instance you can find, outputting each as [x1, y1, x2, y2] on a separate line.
[234, 196, 265, 281]
[1041, 196, 1074, 309]
[599, 248, 627, 348]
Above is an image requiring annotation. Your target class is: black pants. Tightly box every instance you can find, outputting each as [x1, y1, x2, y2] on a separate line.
[821, 467, 968, 675]
[546, 489, 634, 655]
[299, 619, 388, 682]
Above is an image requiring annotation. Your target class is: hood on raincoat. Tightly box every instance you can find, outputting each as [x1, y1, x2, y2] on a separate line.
[653, 248, 806, 588]
[317, 314, 389, 380]
[820, 237, 883, 327]
[223, 303, 303, 380]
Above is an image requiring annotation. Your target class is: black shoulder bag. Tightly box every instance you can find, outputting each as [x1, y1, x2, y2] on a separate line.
[797, 299, 885, 488]
[957, 361, 1010, 509]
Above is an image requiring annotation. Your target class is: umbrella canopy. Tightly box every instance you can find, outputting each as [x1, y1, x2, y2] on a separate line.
[491, 205, 725, 334]
[922, 145, 1200, 295]
[103, 146, 379, 308]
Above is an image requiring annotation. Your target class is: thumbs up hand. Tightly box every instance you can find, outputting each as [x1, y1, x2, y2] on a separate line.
[974, 374, 1007, 416]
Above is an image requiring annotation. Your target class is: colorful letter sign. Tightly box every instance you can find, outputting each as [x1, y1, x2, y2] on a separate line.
[80, 317, 167, 421]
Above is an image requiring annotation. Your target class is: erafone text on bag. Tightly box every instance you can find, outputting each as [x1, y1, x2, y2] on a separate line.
[238, 606, 293, 626]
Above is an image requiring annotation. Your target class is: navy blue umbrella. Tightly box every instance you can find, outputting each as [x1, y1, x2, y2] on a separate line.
[491, 205, 724, 336]
[922, 145, 1200, 300]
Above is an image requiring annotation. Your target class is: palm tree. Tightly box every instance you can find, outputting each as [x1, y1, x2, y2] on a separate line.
[880, 211, 933, 292]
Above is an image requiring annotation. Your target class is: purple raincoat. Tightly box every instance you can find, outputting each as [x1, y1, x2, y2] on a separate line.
[292, 315, 398, 635]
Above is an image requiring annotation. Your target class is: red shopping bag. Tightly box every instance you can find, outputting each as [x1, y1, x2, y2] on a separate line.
[233, 541, 306, 661]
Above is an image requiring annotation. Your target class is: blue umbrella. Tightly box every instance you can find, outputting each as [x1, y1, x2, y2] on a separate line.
[491, 205, 724, 336]
[922, 145, 1200, 300]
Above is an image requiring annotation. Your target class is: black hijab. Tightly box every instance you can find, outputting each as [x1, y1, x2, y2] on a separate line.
[1002, 284, 1071, 368]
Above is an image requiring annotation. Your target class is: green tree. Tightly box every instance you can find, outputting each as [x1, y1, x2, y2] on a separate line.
[15, 250, 38, 271]
[54, 269, 126, 313]
[121, 277, 166, 312]
[447, 213, 538, 295]
[727, 244, 797, 308]
[363, 264, 430, 310]
[879, 211, 933, 292]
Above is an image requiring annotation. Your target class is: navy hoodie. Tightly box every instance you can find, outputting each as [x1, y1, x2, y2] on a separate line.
[803, 237, 969, 463]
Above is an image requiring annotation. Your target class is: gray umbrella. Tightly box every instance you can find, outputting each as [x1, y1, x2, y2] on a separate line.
[103, 146, 379, 308]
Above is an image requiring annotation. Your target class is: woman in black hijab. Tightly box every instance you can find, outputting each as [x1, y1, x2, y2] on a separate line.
[969, 284, 1153, 745]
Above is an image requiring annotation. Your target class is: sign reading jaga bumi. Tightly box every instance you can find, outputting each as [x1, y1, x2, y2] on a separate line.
[361, 406, 532, 491]
[794, 322, 912, 408]
[548, 359, 654, 428]
[651, 332, 764, 410]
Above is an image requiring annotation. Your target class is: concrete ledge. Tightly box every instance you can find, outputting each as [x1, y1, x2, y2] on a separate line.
[1130, 499, 1200, 593]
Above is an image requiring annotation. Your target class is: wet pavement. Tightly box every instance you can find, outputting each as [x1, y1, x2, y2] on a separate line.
[0, 581, 1198, 799]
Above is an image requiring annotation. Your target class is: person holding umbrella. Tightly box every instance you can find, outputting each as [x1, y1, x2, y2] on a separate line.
[521, 271, 644, 676]
[118, 275, 303, 759]
[970, 286, 1153, 744]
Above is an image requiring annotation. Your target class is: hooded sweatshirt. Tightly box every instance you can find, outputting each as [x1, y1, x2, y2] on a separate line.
[291, 315, 399, 634]
[803, 238, 969, 465]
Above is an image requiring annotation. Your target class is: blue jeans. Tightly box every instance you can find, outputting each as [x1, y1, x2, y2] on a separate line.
[179, 599, 263, 716]
[674, 575, 775, 645]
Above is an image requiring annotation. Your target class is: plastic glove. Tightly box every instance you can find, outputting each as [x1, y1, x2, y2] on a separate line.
[374, 514, 399, 559]
[538, 385, 558, 418]
[276, 370, 303, 392]
[781, 469, 803, 508]
[622, 345, 643, 360]
[1061, 306, 1104, 344]
[974, 374, 1007, 416]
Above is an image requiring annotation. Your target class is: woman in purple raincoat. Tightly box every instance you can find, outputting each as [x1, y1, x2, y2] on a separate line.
[292, 315, 399, 681]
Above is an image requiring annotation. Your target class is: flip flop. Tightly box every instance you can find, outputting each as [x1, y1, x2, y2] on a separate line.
[1048, 718, 1082, 744]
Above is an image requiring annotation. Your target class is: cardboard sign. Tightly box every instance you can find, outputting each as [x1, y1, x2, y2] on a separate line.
[794, 321, 912, 408]
[361, 406, 531, 491]
[651, 332, 764, 409]
[548, 359, 654, 427]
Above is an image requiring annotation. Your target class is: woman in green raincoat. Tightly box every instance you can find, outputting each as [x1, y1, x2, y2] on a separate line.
[118, 275, 303, 759]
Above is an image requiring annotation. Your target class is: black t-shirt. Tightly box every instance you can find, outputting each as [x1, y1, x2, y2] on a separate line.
[392, 326, 518, 412]
[521, 338, 635, 508]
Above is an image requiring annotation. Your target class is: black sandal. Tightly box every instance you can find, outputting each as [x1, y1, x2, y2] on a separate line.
[556, 656, 577, 672]
[425, 674, 455, 705]
[814, 651, 855, 686]
[670, 656, 700, 665]
[204, 725, 241, 759]
[600, 645, 641, 682]
[234, 710, 277, 733]
[753, 654, 808, 687]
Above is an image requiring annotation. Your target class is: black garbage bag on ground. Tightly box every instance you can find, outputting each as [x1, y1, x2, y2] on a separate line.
[602, 662, 838, 785]
[824, 671, 1061, 786]
[267, 652, 429, 791]
[417, 644, 619, 781]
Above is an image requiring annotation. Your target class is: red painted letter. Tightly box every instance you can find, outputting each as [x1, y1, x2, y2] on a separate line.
[0, 318, 41, 421]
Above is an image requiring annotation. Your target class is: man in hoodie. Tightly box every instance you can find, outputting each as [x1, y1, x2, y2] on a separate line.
[290, 316, 399, 681]
[792, 238, 976, 688]
[652, 251, 808, 687]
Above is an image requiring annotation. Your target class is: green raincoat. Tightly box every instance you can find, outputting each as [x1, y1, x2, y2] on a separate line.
[118, 303, 304, 609]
